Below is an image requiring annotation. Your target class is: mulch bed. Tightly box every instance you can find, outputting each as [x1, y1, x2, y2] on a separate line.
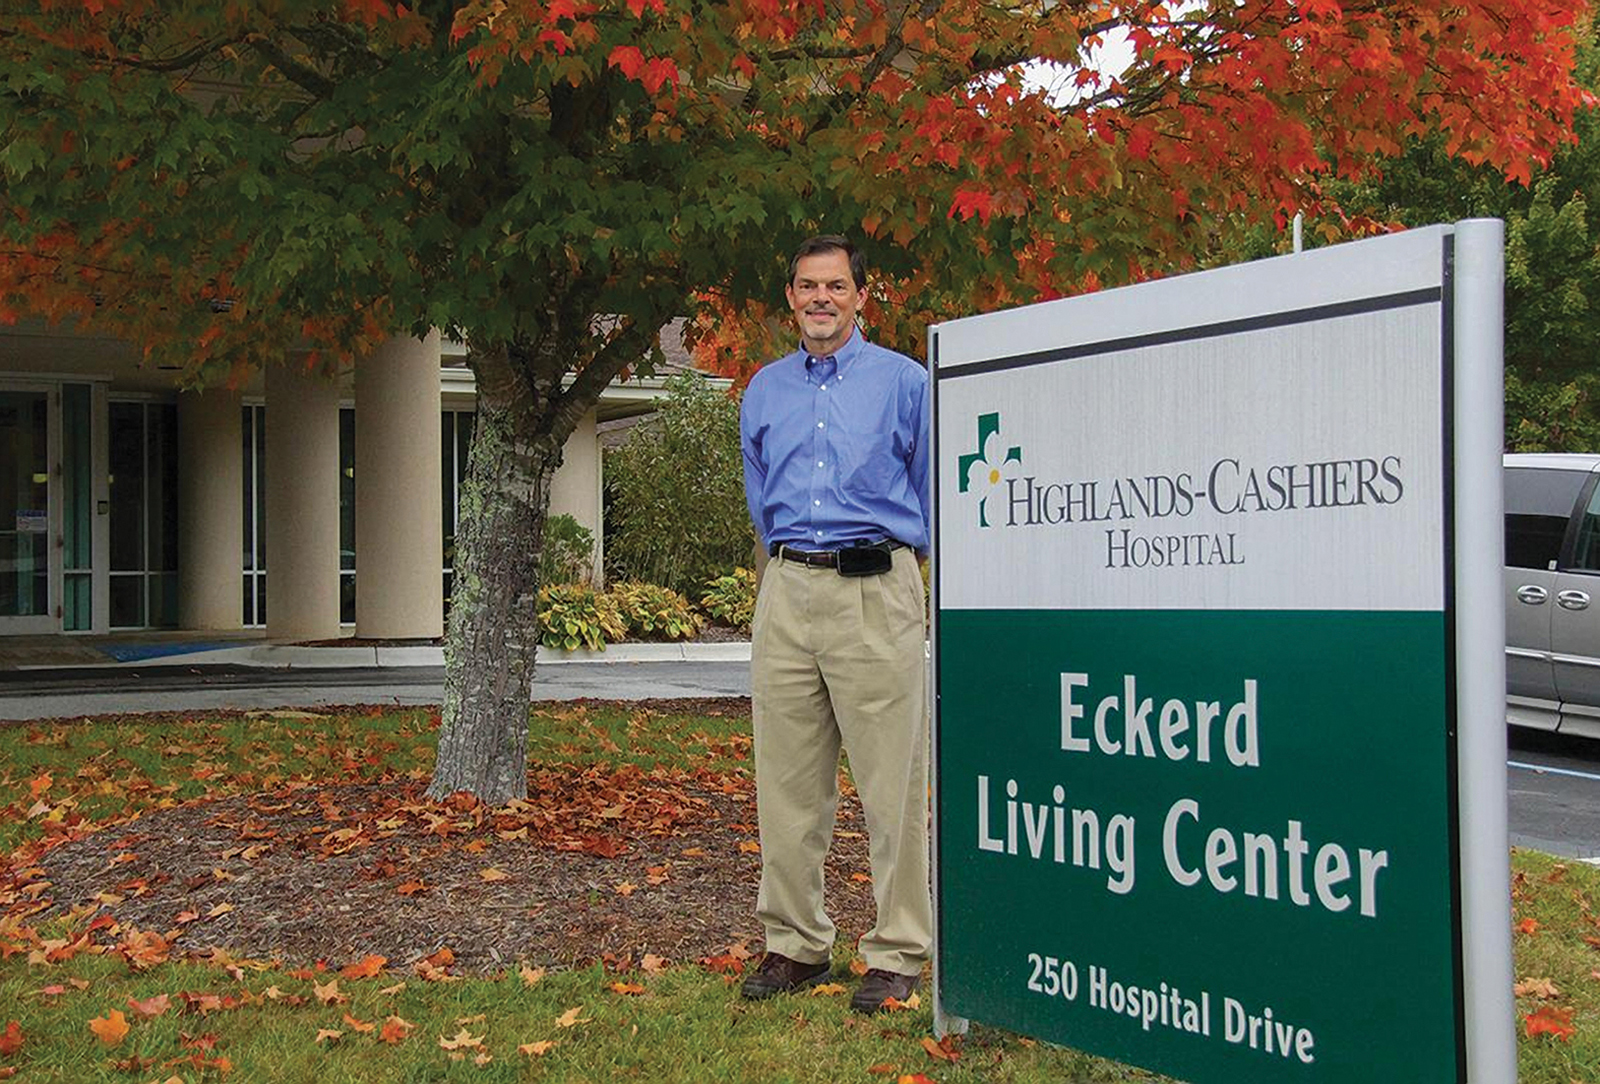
[29, 701, 874, 975]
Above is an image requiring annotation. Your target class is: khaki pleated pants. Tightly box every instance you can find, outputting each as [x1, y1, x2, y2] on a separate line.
[750, 547, 931, 976]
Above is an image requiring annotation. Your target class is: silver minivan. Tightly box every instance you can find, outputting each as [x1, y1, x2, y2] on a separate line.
[1505, 453, 1600, 739]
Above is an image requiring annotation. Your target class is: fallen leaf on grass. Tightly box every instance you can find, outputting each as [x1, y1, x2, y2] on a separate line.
[921, 1035, 960, 1063]
[314, 1028, 344, 1044]
[738, 840, 761, 854]
[438, 1028, 485, 1051]
[396, 881, 429, 897]
[312, 979, 347, 1006]
[174, 911, 199, 925]
[340, 954, 387, 979]
[809, 983, 848, 997]
[519, 965, 545, 986]
[865, 1065, 896, 1077]
[555, 1007, 588, 1029]
[849, 959, 869, 977]
[896, 1075, 937, 1084]
[851, 872, 873, 883]
[379, 1016, 414, 1044]
[0, 1022, 21, 1056]
[1525, 1004, 1576, 1041]
[702, 953, 744, 975]
[519, 1040, 557, 1056]
[456, 1014, 486, 1026]
[1515, 977, 1560, 999]
[646, 865, 670, 885]
[479, 867, 510, 882]
[640, 954, 668, 974]
[379, 981, 408, 996]
[126, 994, 171, 1019]
[1518, 918, 1541, 936]
[882, 993, 921, 1012]
[89, 1010, 129, 1046]
[342, 1013, 376, 1034]
[615, 881, 637, 896]
[681, 847, 707, 857]
[608, 982, 645, 996]
[205, 903, 235, 919]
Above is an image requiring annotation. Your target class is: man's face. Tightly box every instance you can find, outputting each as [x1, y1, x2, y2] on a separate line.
[786, 250, 865, 355]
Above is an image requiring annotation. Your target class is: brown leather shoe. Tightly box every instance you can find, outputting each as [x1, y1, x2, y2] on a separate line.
[851, 968, 920, 1013]
[739, 952, 831, 1000]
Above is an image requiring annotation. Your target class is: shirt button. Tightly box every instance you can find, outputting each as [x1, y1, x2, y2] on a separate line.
[817, 461, 824, 468]
[820, 385, 827, 391]
[813, 499, 821, 506]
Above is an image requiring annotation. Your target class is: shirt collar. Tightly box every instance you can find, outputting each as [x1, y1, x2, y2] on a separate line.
[800, 326, 862, 379]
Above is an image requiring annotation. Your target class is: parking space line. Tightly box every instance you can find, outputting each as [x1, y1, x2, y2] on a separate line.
[1506, 760, 1600, 783]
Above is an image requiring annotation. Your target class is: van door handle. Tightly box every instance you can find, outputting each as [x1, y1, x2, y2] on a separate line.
[1557, 590, 1590, 611]
[1517, 585, 1549, 605]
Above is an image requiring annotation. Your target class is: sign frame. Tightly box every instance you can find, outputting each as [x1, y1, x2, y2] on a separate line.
[928, 221, 1511, 1083]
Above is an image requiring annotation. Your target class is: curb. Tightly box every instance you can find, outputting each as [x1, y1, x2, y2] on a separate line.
[70, 640, 754, 671]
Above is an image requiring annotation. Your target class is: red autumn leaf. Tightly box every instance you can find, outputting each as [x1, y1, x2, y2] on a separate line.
[607, 45, 645, 81]
[608, 981, 645, 995]
[1524, 1004, 1576, 1041]
[640, 57, 679, 95]
[701, 953, 744, 975]
[339, 954, 388, 979]
[948, 188, 993, 225]
[921, 1035, 960, 1063]
[1518, 918, 1541, 935]
[0, 1022, 21, 1056]
[379, 1015, 415, 1044]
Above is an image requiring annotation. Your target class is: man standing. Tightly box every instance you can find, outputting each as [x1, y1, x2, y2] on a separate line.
[738, 235, 931, 1013]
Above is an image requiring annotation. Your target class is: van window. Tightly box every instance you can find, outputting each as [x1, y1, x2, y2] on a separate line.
[1569, 484, 1600, 572]
[1505, 467, 1590, 570]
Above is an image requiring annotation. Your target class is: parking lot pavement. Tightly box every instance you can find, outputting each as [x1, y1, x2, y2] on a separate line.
[1507, 729, 1600, 864]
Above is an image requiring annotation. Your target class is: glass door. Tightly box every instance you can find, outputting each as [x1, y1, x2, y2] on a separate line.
[0, 386, 57, 633]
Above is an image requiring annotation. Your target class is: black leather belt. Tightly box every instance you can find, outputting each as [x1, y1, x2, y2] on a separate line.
[769, 540, 905, 568]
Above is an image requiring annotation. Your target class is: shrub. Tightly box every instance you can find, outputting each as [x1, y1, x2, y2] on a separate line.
[700, 567, 756, 631]
[604, 371, 753, 594]
[539, 513, 596, 585]
[537, 583, 626, 651]
[608, 581, 704, 641]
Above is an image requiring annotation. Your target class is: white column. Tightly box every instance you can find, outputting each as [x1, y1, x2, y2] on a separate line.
[355, 332, 443, 639]
[549, 408, 600, 582]
[176, 387, 244, 630]
[264, 357, 342, 640]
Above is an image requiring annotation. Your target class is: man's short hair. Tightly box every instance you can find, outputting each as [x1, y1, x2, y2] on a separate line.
[789, 235, 866, 290]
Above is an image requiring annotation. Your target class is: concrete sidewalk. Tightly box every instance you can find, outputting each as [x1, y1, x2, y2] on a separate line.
[0, 632, 751, 672]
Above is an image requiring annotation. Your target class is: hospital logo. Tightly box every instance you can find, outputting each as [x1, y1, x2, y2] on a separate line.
[957, 413, 1023, 528]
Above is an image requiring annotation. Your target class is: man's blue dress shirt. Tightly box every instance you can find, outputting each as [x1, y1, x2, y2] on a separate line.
[740, 328, 930, 553]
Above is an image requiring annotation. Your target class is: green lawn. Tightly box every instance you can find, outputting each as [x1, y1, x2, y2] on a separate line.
[0, 707, 1594, 1082]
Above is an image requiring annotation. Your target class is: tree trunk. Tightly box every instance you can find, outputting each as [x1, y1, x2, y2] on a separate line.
[427, 348, 564, 804]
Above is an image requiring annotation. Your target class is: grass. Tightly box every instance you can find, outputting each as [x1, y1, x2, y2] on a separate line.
[1, 707, 1596, 1082]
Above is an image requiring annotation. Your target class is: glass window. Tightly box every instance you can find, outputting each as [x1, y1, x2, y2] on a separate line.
[1505, 467, 1591, 570]
[1568, 483, 1600, 573]
[108, 402, 145, 572]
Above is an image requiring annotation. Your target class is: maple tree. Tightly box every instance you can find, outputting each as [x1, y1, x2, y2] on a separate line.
[0, 0, 1593, 801]
[1275, 22, 1600, 450]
